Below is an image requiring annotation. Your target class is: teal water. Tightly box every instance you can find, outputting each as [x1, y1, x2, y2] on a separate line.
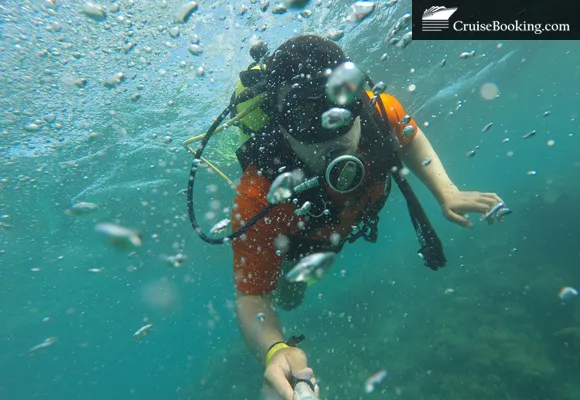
[1, 1, 579, 399]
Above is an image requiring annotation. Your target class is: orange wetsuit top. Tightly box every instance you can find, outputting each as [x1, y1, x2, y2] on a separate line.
[232, 93, 418, 295]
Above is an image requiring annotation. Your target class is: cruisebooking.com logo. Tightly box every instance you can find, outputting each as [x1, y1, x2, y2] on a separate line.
[421, 6, 570, 35]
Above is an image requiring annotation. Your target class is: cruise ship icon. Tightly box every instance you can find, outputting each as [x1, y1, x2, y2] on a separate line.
[422, 6, 458, 31]
[423, 6, 458, 20]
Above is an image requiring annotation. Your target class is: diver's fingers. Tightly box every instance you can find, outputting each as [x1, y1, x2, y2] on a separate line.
[444, 209, 473, 228]
[455, 202, 489, 215]
[296, 367, 318, 390]
[479, 192, 504, 204]
[293, 367, 318, 392]
[293, 367, 314, 380]
[265, 364, 294, 400]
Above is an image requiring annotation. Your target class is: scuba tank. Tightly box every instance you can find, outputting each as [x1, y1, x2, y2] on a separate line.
[231, 41, 271, 146]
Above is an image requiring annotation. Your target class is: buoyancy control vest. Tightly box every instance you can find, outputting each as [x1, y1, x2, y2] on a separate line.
[234, 90, 441, 264]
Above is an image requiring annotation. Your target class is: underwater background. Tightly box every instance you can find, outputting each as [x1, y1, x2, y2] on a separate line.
[1, 1, 579, 399]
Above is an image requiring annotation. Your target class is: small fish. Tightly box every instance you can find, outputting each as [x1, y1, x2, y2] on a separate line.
[88, 268, 103, 273]
[209, 219, 231, 235]
[543, 111, 551, 117]
[502, 138, 510, 143]
[422, 158, 432, 167]
[285, 252, 336, 284]
[558, 287, 578, 301]
[522, 130, 536, 139]
[444, 288, 455, 294]
[365, 369, 387, 394]
[132, 323, 153, 342]
[95, 222, 142, 248]
[466, 150, 476, 158]
[440, 58, 446, 67]
[66, 202, 99, 215]
[176, 188, 187, 196]
[527, 170, 538, 176]
[480, 202, 505, 222]
[29, 337, 57, 355]
[256, 312, 265, 322]
[496, 207, 512, 222]
[482, 122, 493, 132]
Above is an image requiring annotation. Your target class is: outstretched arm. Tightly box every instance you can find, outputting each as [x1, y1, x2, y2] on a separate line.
[398, 127, 504, 227]
[398, 127, 458, 205]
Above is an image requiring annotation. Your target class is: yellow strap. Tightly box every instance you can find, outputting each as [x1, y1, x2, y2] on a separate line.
[181, 100, 264, 188]
[265, 342, 290, 366]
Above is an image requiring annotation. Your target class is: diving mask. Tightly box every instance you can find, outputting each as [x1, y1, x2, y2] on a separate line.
[276, 76, 363, 144]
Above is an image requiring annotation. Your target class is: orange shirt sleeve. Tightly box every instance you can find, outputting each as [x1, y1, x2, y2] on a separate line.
[368, 91, 418, 147]
[231, 166, 301, 295]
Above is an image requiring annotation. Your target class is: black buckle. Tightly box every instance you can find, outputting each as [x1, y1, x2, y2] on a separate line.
[286, 334, 305, 347]
[347, 219, 378, 244]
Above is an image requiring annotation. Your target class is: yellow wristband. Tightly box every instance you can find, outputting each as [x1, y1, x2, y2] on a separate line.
[265, 342, 290, 366]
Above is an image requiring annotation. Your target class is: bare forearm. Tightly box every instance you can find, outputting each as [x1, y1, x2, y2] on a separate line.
[398, 128, 458, 204]
[235, 290, 284, 365]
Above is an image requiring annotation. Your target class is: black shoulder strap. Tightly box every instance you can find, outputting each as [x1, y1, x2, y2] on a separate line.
[369, 95, 447, 271]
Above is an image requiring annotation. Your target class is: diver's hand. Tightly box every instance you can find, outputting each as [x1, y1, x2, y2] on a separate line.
[262, 347, 319, 400]
[439, 189, 504, 228]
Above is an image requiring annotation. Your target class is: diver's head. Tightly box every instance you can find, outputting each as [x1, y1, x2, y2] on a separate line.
[265, 35, 364, 148]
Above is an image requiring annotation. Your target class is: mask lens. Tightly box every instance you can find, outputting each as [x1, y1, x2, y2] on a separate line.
[280, 86, 327, 138]
[278, 78, 362, 143]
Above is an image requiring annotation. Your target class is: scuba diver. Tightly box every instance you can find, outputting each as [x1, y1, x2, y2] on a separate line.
[183, 35, 505, 399]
